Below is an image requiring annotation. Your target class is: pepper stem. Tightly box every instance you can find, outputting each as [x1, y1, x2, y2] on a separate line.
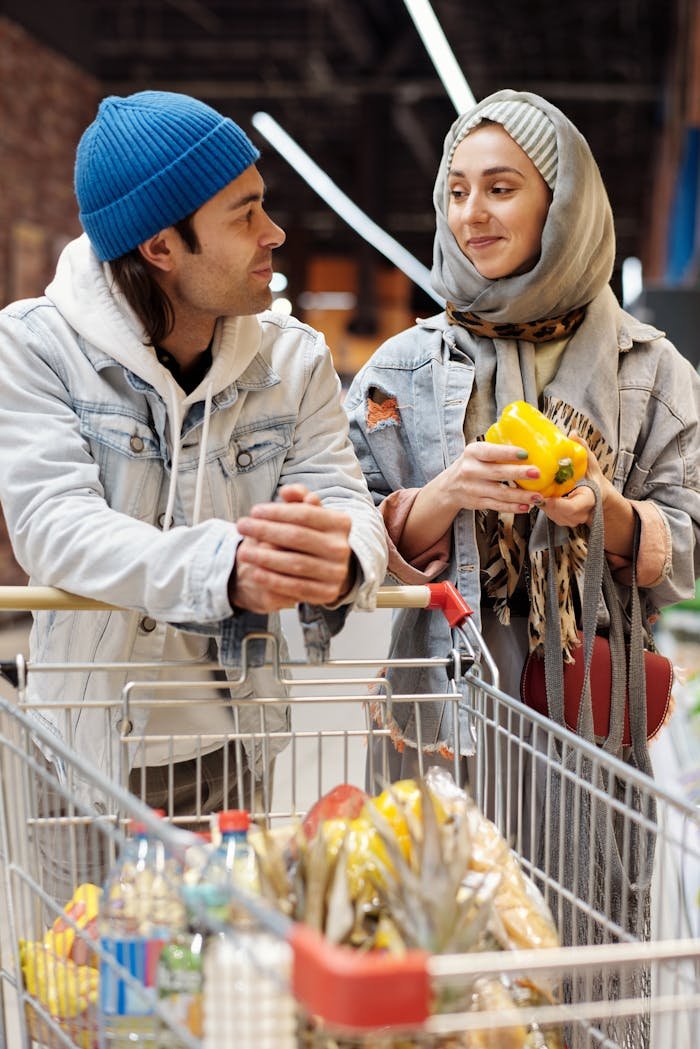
[554, 457, 574, 485]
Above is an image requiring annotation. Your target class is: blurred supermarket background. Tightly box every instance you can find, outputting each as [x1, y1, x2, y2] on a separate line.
[0, 0, 699, 798]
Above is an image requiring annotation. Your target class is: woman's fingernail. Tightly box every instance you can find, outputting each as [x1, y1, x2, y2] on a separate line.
[516, 449, 529, 460]
[531, 495, 544, 506]
[519, 503, 530, 512]
[526, 468, 540, 478]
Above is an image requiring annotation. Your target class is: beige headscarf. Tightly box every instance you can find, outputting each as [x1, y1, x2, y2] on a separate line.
[430, 90, 621, 655]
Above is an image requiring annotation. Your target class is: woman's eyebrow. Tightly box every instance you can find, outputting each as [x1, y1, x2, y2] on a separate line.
[448, 165, 524, 178]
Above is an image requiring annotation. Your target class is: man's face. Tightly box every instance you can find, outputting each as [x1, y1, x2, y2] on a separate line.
[168, 165, 286, 320]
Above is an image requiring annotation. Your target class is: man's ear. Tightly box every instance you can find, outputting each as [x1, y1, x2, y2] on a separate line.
[138, 229, 177, 272]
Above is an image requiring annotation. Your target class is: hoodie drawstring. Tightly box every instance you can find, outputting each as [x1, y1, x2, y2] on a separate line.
[162, 377, 214, 532]
[162, 382, 183, 533]
[192, 379, 214, 527]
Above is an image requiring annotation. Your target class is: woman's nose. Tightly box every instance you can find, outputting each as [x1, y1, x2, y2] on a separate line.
[464, 192, 487, 222]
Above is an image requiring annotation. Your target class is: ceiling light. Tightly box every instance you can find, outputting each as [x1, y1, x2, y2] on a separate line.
[252, 112, 443, 306]
[270, 272, 288, 293]
[402, 0, 476, 114]
[621, 257, 643, 308]
[298, 292, 357, 311]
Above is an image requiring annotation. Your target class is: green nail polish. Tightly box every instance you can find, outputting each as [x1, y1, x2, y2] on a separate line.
[516, 449, 529, 460]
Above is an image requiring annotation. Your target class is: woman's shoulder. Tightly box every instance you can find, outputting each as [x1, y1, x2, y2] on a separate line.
[618, 307, 699, 394]
[357, 314, 448, 373]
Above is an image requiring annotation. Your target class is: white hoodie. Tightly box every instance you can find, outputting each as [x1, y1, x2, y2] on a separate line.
[0, 235, 387, 798]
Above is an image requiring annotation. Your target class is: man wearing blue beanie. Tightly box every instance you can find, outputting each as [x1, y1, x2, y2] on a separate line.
[0, 91, 387, 883]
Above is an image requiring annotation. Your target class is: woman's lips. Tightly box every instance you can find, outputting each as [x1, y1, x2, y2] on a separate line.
[467, 237, 501, 248]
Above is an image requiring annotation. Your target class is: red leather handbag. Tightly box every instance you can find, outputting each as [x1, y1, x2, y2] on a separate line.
[521, 630, 674, 745]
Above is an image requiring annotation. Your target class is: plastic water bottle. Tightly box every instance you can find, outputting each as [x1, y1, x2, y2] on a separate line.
[99, 814, 183, 1047]
[197, 809, 259, 924]
[197, 810, 297, 1048]
[155, 835, 212, 1046]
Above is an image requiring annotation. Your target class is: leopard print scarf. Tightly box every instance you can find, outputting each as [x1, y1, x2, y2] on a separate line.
[478, 397, 616, 658]
[447, 302, 587, 343]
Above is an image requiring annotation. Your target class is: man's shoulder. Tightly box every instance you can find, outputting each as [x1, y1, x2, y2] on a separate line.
[1, 295, 55, 324]
[258, 309, 324, 347]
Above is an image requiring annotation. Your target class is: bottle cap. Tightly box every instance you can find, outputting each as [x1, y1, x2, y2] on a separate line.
[218, 809, 250, 833]
[128, 808, 165, 835]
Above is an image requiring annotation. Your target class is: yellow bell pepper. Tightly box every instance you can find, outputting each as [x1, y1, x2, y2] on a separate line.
[485, 400, 588, 498]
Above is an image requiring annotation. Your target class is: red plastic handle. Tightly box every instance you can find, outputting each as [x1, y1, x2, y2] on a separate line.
[289, 923, 431, 1030]
[426, 582, 474, 628]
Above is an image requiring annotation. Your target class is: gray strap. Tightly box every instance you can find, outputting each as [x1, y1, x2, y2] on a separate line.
[540, 483, 655, 899]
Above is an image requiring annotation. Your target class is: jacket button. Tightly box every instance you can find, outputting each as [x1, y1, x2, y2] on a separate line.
[130, 435, 145, 453]
[116, 718, 133, 735]
[157, 512, 166, 528]
[140, 616, 157, 633]
[236, 449, 253, 468]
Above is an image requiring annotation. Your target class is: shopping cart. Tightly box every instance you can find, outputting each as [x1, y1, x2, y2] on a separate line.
[0, 582, 698, 1049]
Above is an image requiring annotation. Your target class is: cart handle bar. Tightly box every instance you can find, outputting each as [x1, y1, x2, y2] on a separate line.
[289, 923, 431, 1029]
[0, 582, 473, 627]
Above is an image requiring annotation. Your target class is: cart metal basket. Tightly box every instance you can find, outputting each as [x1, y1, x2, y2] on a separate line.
[0, 583, 698, 1048]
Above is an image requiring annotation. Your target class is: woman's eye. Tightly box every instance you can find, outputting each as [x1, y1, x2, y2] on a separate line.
[491, 185, 514, 195]
[449, 188, 467, 201]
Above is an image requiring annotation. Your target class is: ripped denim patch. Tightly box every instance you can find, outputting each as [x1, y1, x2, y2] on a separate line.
[366, 386, 400, 432]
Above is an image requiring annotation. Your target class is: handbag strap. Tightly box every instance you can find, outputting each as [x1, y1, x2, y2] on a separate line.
[542, 480, 651, 756]
[541, 481, 656, 900]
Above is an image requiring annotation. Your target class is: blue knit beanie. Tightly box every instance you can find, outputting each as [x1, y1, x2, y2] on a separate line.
[75, 91, 260, 261]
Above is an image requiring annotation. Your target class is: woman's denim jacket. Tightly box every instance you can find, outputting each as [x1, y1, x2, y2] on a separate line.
[345, 312, 700, 754]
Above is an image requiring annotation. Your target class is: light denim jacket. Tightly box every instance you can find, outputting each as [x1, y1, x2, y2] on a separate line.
[345, 311, 700, 751]
[0, 236, 387, 794]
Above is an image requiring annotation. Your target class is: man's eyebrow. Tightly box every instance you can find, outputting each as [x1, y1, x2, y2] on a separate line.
[227, 185, 266, 210]
[448, 165, 524, 178]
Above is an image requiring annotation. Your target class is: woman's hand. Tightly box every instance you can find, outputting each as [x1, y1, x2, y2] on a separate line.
[398, 442, 542, 562]
[437, 440, 544, 515]
[541, 435, 636, 556]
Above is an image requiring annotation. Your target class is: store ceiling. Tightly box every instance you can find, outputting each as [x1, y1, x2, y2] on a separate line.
[7, 0, 678, 309]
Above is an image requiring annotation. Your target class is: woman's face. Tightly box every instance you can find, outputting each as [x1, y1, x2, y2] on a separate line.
[447, 123, 552, 280]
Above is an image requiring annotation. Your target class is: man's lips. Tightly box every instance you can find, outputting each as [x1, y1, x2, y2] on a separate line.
[251, 265, 273, 280]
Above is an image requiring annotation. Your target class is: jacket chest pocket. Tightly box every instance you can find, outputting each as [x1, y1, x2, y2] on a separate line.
[78, 407, 162, 519]
[219, 420, 293, 512]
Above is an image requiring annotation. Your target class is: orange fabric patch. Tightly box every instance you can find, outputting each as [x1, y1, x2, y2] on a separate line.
[367, 392, 400, 429]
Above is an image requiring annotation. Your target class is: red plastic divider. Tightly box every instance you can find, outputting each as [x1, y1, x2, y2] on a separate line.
[289, 923, 431, 1030]
[426, 582, 474, 628]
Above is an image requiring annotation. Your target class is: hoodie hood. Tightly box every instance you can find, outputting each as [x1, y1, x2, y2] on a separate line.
[45, 234, 263, 407]
[46, 233, 265, 531]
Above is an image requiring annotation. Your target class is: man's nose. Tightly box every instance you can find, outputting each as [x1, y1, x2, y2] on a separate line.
[261, 212, 286, 248]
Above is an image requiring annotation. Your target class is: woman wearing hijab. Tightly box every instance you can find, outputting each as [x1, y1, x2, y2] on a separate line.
[345, 89, 699, 783]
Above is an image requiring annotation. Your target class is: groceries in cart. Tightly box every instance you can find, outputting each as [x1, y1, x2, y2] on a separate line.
[99, 812, 185, 1046]
[18, 776, 565, 1047]
[19, 882, 102, 1049]
[252, 768, 565, 1048]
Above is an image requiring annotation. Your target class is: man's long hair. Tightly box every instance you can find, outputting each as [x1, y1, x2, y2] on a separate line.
[108, 215, 199, 346]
